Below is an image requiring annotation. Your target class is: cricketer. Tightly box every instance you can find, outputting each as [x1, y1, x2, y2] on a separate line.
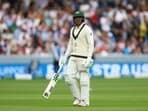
[59, 10, 94, 107]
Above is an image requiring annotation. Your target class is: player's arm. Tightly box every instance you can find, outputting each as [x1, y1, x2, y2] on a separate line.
[86, 26, 94, 58]
[59, 29, 73, 65]
[65, 33, 73, 58]
[82, 26, 94, 68]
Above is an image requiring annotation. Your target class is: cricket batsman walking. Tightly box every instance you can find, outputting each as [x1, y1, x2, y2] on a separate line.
[59, 10, 94, 107]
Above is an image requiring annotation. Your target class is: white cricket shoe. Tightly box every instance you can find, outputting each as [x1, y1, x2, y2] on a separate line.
[73, 98, 80, 106]
[78, 100, 89, 107]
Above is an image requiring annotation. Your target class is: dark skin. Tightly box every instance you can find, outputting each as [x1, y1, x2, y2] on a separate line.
[73, 17, 84, 27]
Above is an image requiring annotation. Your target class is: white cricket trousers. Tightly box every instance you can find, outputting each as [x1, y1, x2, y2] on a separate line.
[64, 56, 90, 105]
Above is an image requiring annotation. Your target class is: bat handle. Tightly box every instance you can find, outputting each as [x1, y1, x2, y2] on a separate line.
[57, 64, 64, 73]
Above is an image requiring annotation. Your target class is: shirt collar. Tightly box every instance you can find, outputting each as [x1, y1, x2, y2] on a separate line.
[75, 22, 85, 29]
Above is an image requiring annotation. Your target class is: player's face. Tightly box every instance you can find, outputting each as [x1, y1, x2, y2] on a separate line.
[73, 17, 83, 26]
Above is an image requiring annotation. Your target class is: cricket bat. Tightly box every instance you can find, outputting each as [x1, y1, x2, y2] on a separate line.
[42, 64, 64, 99]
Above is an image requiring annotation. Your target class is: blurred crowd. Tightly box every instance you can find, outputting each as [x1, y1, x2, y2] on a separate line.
[0, 0, 147, 58]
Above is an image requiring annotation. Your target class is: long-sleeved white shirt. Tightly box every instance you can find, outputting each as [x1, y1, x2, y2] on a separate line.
[65, 23, 94, 58]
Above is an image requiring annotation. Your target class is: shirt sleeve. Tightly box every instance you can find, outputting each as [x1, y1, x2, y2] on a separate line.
[65, 29, 73, 57]
[86, 26, 94, 58]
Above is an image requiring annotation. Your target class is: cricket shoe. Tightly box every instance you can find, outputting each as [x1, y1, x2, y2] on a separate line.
[73, 98, 80, 106]
[78, 100, 89, 107]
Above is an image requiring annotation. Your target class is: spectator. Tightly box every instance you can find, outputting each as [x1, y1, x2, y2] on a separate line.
[0, 0, 147, 56]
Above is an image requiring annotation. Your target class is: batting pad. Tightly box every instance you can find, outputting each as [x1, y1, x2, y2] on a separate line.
[80, 72, 90, 105]
[64, 74, 80, 99]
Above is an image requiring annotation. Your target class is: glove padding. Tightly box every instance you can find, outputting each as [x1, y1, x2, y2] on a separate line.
[82, 57, 94, 68]
[59, 56, 68, 66]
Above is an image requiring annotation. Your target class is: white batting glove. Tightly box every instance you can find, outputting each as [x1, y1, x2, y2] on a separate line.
[82, 57, 93, 68]
[59, 56, 67, 66]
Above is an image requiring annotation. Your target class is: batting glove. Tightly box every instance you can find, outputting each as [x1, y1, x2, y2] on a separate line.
[82, 57, 93, 68]
[59, 56, 67, 66]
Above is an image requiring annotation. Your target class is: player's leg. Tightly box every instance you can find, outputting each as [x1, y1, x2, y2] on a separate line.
[80, 71, 90, 106]
[78, 63, 90, 106]
[64, 58, 80, 105]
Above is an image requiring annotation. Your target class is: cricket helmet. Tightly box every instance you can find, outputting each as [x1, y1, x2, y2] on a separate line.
[73, 11, 84, 19]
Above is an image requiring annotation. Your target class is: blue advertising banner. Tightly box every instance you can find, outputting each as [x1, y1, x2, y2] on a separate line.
[0, 63, 48, 79]
[91, 62, 148, 78]
[0, 62, 148, 79]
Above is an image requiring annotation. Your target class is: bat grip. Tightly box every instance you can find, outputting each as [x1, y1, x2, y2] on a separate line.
[57, 64, 64, 73]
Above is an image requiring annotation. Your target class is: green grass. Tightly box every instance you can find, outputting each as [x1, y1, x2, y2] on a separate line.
[0, 78, 148, 111]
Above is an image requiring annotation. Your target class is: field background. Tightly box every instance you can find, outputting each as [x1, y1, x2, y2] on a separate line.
[0, 78, 148, 111]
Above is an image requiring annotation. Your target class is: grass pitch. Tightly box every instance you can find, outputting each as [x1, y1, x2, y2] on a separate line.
[0, 78, 148, 111]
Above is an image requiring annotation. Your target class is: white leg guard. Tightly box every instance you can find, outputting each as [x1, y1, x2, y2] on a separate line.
[80, 71, 90, 105]
[64, 74, 80, 99]
[64, 58, 80, 100]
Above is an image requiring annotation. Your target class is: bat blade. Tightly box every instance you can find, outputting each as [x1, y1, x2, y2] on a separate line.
[42, 64, 64, 99]
[42, 73, 60, 99]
